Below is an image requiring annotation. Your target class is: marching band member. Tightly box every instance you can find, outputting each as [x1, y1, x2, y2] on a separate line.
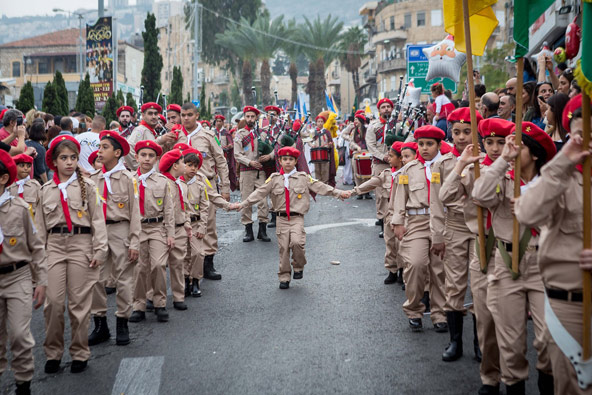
[117, 106, 135, 138]
[214, 114, 237, 192]
[309, 113, 334, 185]
[342, 110, 370, 198]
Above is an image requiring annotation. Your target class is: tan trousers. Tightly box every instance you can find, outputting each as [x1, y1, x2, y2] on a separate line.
[546, 298, 592, 394]
[276, 216, 306, 282]
[314, 161, 330, 185]
[91, 221, 133, 318]
[185, 223, 205, 280]
[400, 215, 446, 324]
[240, 170, 269, 225]
[383, 213, 399, 273]
[203, 178, 218, 256]
[133, 224, 168, 311]
[44, 233, 99, 361]
[443, 213, 475, 312]
[471, 263, 501, 386]
[0, 266, 34, 382]
[372, 162, 389, 219]
[169, 226, 187, 303]
[487, 249, 552, 385]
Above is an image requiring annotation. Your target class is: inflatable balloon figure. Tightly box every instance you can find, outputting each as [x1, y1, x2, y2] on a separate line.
[422, 35, 467, 83]
[565, 17, 581, 60]
[403, 80, 422, 107]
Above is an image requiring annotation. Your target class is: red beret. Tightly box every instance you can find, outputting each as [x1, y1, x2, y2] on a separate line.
[264, 105, 282, 114]
[100, 130, 130, 156]
[201, 120, 211, 128]
[414, 125, 446, 140]
[355, 109, 365, 116]
[214, 114, 225, 121]
[478, 118, 514, 139]
[141, 102, 162, 114]
[135, 140, 163, 157]
[447, 107, 483, 125]
[377, 98, 394, 110]
[181, 147, 203, 169]
[243, 106, 260, 116]
[515, 122, 557, 162]
[159, 114, 167, 124]
[355, 111, 367, 122]
[562, 94, 590, 134]
[167, 104, 182, 114]
[158, 149, 183, 173]
[292, 120, 302, 131]
[315, 114, 327, 122]
[0, 149, 17, 186]
[116, 106, 134, 117]
[402, 142, 418, 152]
[88, 150, 99, 166]
[391, 141, 404, 153]
[12, 154, 34, 164]
[46, 135, 81, 172]
[0, 109, 7, 121]
[173, 143, 191, 152]
[278, 146, 300, 158]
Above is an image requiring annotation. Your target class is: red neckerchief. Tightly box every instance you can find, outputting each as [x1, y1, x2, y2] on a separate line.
[52, 173, 73, 231]
[245, 125, 255, 151]
[136, 168, 146, 216]
[577, 164, 584, 174]
[416, 154, 431, 203]
[508, 169, 538, 236]
[452, 146, 461, 157]
[279, 168, 290, 220]
[482, 155, 494, 229]
[101, 165, 109, 220]
[140, 120, 156, 137]
[379, 117, 387, 124]
[163, 172, 184, 210]
[119, 126, 123, 132]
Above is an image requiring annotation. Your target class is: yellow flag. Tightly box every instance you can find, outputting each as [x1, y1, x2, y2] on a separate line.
[443, 0, 498, 56]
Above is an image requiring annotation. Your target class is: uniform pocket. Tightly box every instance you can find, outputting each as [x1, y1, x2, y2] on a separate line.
[272, 187, 285, 196]
[409, 183, 424, 192]
[43, 202, 58, 215]
[111, 194, 129, 209]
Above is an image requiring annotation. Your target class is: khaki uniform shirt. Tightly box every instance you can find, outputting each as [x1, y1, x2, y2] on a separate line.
[195, 174, 230, 211]
[126, 124, 157, 170]
[392, 160, 430, 226]
[515, 152, 585, 291]
[90, 169, 141, 251]
[183, 176, 209, 235]
[430, 152, 465, 244]
[133, 171, 175, 239]
[165, 178, 190, 229]
[161, 131, 188, 154]
[0, 196, 47, 286]
[187, 126, 230, 194]
[36, 177, 109, 263]
[365, 119, 388, 161]
[7, 178, 42, 217]
[238, 172, 344, 214]
[234, 126, 263, 166]
[353, 168, 392, 200]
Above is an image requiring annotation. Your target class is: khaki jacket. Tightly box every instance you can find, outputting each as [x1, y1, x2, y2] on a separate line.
[133, 171, 175, 239]
[36, 177, 109, 263]
[392, 160, 430, 226]
[165, 178, 190, 229]
[0, 196, 47, 286]
[188, 126, 230, 194]
[234, 126, 263, 166]
[353, 168, 391, 200]
[7, 178, 42, 217]
[430, 152, 465, 244]
[365, 119, 387, 161]
[126, 124, 157, 170]
[196, 174, 230, 211]
[183, 176, 209, 234]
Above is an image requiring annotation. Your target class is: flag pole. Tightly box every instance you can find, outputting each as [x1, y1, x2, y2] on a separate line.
[512, 57, 525, 275]
[582, 90, 591, 359]
[462, 0, 487, 270]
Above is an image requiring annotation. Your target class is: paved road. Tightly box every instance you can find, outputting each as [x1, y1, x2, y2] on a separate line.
[1, 176, 539, 394]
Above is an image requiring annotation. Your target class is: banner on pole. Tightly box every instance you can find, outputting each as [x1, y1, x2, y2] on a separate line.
[86, 17, 113, 110]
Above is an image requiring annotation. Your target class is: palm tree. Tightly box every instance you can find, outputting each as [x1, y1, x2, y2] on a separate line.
[338, 26, 367, 108]
[296, 15, 344, 116]
[282, 19, 303, 108]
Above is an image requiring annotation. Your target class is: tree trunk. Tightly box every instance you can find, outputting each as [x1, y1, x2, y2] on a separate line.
[311, 57, 326, 117]
[242, 60, 253, 106]
[289, 62, 298, 109]
[260, 59, 271, 106]
[307, 61, 316, 117]
[352, 70, 360, 106]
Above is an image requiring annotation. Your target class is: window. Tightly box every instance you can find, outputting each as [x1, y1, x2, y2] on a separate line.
[38, 59, 49, 74]
[417, 12, 426, 27]
[12, 61, 21, 77]
[431, 10, 442, 26]
[390, 16, 395, 30]
[496, 10, 505, 27]
[404, 13, 411, 29]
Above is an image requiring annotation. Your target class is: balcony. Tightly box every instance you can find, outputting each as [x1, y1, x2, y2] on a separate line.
[377, 58, 406, 74]
[213, 74, 229, 85]
[363, 42, 375, 55]
[372, 29, 407, 46]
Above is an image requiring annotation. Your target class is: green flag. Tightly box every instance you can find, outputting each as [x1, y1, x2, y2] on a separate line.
[513, 0, 554, 58]
[575, 1, 592, 96]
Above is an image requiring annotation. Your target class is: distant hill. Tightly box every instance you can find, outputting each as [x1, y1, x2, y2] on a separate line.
[264, 0, 365, 26]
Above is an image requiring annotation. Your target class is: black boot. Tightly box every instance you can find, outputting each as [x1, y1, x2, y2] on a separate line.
[88, 316, 110, 346]
[473, 313, 482, 362]
[268, 212, 277, 228]
[155, 307, 169, 322]
[191, 278, 201, 297]
[375, 218, 383, 226]
[204, 255, 222, 280]
[243, 223, 254, 242]
[478, 384, 500, 395]
[184, 276, 191, 297]
[506, 380, 525, 395]
[442, 311, 463, 361]
[397, 268, 404, 284]
[146, 299, 154, 312]
[379, 222, 384, 238]
[116, 317, 130, 346]
[15, 381, 31, 395]
[421, 291, 430, 313]
[356, 194, 364, 200]
[257, 222, 271, 242]
[70, 360, 88, 374]
[105, 286, 116, 295]
[364, 193, 373, 200]
[384, 271, 398, 284]
[537, 370, 554, 395]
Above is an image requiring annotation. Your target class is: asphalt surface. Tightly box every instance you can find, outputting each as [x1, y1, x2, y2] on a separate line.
[0, 173, 540, 395]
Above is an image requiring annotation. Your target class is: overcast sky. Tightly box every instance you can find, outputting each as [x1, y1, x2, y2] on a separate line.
[3, 0, 128, 18]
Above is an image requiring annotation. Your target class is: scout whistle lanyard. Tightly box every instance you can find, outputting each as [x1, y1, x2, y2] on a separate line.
[136, 168, 155, 216]
[53, 172, 77, 232]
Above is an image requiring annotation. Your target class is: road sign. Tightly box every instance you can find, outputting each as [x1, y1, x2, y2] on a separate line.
[406, 44, 457, 95]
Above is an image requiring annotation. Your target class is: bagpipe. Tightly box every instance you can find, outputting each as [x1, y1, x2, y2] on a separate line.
[383, 76, 425, 145]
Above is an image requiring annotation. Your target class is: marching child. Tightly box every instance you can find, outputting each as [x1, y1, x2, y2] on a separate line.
[37, 135, 108, 374]
[7, 154, 42, 217]
[129, 141, 175, 323]
[89, 131, 141, 347]
[400, 142, 418, 166]
[392, 126, 448, 332]
[231, 147, 350, 289]
[0, 150, 46, 395]
[88, 150, 102, 172]
[472, 122, 555, 394]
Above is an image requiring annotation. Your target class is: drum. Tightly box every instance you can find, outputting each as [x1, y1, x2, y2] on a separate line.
[354, 152, 372, 179]
[310, 147, 330, 163]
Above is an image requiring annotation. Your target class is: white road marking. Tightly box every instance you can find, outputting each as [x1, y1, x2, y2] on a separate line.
[111, 356, 165, 395]
[304, 218, 376, 234]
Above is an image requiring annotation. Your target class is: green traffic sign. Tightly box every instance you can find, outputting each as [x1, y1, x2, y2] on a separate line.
[411, 77, 457, 94]
[406, 44, 458, 94]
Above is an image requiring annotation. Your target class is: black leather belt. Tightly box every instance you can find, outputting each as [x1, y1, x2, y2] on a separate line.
[175, 223, 185, 227]
[0, 261, 28, 275]
[546, 287, 584, 303]
[190, 215, 201, 222]
[106, 219, 127, 225]
[49, 226, 91, 234]
[277, 212, 302, 217]
[499, 240, 538, 253]
[142, 217, 163, 224]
